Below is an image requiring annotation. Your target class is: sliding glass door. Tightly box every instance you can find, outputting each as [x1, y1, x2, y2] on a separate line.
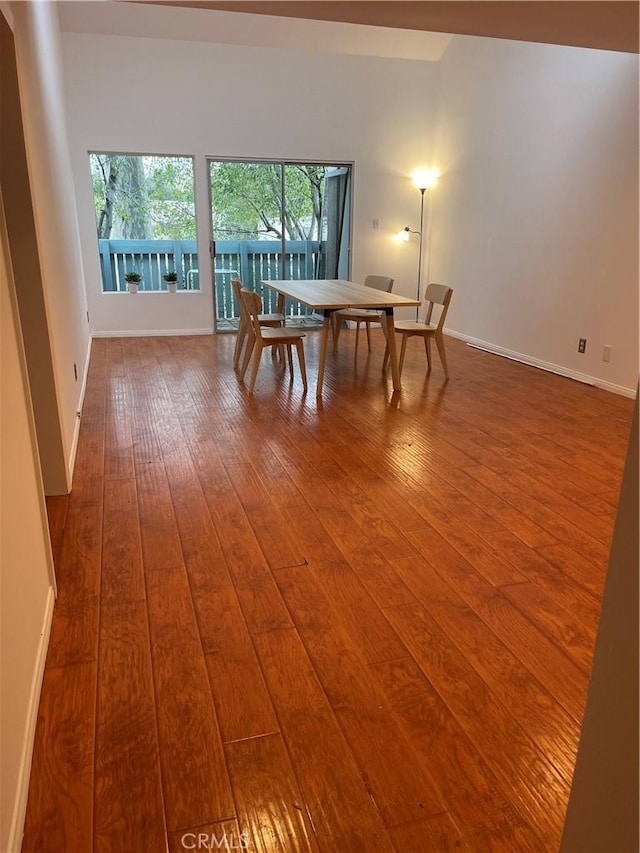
[209, 159, 352, 331]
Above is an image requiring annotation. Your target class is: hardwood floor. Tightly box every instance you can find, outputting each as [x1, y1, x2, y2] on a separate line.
[23, 330, 633, 852]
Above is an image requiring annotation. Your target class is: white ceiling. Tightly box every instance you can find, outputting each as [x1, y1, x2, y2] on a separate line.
[126, 1, 639, 54]
[57, 1, 453, 62]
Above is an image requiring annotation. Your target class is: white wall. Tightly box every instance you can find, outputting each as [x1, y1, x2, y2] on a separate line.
[0, 190, 55, 853]
[432, 36, 638, 395]
[12, 2, 92, 485]
[1, 13, 69, 496]
[60, 28, 440, 334]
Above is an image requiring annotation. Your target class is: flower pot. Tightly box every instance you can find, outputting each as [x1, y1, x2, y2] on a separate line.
[127, 282, 138, 294]
[167, 282, 177, 293]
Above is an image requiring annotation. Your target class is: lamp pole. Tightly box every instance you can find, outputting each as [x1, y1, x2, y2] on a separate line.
[400, 170, 438, 321]
[416, 186, 426, 321]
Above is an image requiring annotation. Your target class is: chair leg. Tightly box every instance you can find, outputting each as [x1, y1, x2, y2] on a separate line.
[355, 322, 360, 356]
[286, 344, 294, 377]
[366, 322, 372, 352]
[295, 339, 308, 391]
[233, 320, 245, 367]
[435, 333, 449, 379]
[240, 335, 255, 380]
[398, 333, 408, 377]
[248, 344, 262, 393]
[425, 336, 433, 372]
[240, 325, 249, 362]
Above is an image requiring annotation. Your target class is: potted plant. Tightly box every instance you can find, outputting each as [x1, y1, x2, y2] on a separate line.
[163, 271, 178, 293]
[124, 271, 141, 293]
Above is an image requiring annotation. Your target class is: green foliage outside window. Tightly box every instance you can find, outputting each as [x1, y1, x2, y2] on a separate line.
[91, 154, 329, 244]
[209, 161, 324, 242]
[90, 154, 196, 240]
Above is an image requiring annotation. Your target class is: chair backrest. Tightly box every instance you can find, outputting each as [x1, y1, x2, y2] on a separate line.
[423, 283, 453, 330]
[233, 278, 252, 328]
[232, 277, 245, 319]
[364, 275, 394, 293]
[240, 287, 265, 337]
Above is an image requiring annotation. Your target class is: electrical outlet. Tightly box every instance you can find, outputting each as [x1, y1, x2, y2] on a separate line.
[578, 338, 587, 353]
[603, 345, 612, 363]
[372, 218, 379, 230]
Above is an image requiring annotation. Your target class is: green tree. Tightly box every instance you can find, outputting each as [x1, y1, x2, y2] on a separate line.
[147, 158, 196, 239]
[91, 155, 195, 240]
[210, 162, 324, 241]
[91, 156, 326, 243]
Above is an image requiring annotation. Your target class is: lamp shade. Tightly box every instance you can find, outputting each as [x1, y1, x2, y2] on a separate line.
[412, 169, 439, 191]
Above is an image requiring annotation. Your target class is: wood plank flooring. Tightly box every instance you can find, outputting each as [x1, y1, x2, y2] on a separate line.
[23, 329, 634, 852]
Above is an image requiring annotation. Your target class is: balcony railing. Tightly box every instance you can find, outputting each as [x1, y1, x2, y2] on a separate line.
[99, 239, 200, 292]
[98, 238, 323, 323]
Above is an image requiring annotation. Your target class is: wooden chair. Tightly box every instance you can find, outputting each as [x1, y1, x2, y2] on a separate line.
[232, 277, 284, 368]
[332, 275, 394, 355]
[240, 289, 308, 393]
[383, 283, 453, 379]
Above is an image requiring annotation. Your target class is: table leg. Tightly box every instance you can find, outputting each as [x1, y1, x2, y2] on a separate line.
[316, 310, 333, 397]
[384, 308, 402, 392]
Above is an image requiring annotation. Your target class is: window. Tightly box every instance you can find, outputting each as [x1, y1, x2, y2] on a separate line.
[89, 153, 198, 292]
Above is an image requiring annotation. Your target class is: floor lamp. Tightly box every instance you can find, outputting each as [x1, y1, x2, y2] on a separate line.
[399, 170, 438, 320]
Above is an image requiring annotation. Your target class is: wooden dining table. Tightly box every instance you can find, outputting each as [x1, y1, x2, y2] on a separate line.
[260, 279, 420, 397]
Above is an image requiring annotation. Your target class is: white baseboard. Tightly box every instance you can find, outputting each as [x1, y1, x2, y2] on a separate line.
[446, 329, 637, 400]
[7, 586, 55, 853]
[595, 379, 638, 399]
[91, 328, 214, 338]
